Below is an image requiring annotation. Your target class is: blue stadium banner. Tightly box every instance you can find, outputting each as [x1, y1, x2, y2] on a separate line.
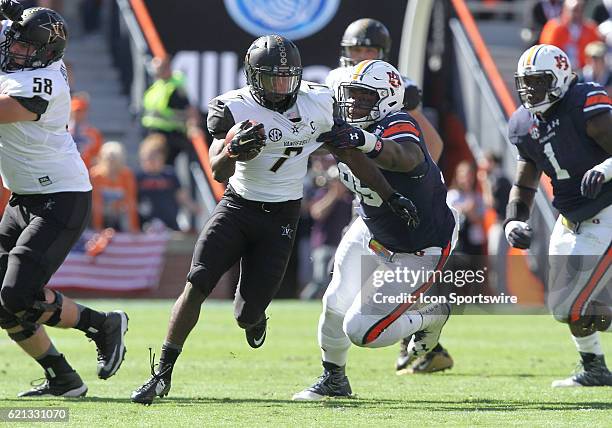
[144, 0, 408, 111]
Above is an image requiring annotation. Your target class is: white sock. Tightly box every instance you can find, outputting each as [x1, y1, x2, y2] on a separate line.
[318, 309, 351, 366]
[572, 332, 603, 355]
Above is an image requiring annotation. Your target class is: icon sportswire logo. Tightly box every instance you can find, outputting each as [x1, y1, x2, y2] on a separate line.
[224, 0, 340, 40]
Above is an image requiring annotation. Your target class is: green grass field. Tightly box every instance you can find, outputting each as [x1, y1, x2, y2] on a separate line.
[1, 300, 611, 427]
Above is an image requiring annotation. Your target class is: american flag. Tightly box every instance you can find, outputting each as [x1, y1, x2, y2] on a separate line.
[48, 229, 169, 292]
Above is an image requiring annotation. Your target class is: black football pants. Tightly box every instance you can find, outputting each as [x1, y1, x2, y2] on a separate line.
[188, 186, 300, 328]
[0, 191, 91, 323]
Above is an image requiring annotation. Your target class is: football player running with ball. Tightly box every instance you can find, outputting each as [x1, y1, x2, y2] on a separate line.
[326, 18, 454, 374]
[0, 3, 128, 397]
[506, 44, 612, 387]
[131, 35, 420, 405]
[293, 60, 458, 401]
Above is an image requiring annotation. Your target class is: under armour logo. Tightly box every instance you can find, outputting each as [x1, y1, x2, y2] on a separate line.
[350, 133, 359, 140]
[281, 224, 294, 239]
[291, 125, 300, 135]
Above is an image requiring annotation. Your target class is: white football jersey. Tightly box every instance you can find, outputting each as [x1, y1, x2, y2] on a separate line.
[0, 22, 91, 194]
[208, 81, 334, 202]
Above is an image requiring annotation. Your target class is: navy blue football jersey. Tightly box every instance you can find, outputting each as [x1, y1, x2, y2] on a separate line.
[338, 111, 455, 252]
[508, 81, 612, 222]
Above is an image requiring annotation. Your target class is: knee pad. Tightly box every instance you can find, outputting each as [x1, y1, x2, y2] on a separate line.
[0, 305, 18, 330]
[5, 290, 63, 330]
[38, 290, 64, 327]
[7, 323, 38, 342]
[186, 265, 215, 297]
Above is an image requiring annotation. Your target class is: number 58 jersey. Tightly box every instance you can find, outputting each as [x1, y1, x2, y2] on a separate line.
[207, 82, 334, 202]
[0, 59, 91, 194]
[508, 81, 612, 222]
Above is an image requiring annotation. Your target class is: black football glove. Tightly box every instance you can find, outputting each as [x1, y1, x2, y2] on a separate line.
[316, 118, 366, 149]
[580, 169, 605, 199]
[386, 192, 419, 228]
[0, 0, 23, 22]
[504, 220, 533, 249]
[227, 120, 266, 158]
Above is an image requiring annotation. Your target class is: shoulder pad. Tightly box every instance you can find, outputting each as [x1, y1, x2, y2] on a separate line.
[507, 107, 533, 145]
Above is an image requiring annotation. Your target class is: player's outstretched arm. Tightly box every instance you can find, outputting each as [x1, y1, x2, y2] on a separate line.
[317, 118, 424, 172]
[0, 95, 39, 123]
[209, 138, 236, 183]
[504, 159, 541, 249]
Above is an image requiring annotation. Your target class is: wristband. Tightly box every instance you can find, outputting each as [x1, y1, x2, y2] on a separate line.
[592, 157, 612, 182]
[359, 131, 379, 153]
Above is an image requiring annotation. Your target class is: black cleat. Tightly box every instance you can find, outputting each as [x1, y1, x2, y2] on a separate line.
[245, 316, 267, 349]
[131, 349, 172, 405]
[18, 370, 87, 397]
[292, 363, 352, 401]
[552, 353, 612, 387]
[87, 310, 129, 379]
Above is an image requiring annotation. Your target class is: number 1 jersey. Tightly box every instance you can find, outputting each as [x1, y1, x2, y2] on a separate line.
[508, 81, 612, 222]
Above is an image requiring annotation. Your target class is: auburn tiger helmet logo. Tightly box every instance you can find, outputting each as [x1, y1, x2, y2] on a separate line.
[387, 71, 401, 88]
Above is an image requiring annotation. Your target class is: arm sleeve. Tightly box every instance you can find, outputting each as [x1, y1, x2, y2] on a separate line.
[207, 97, 236, 139]
[11, 95, 48, 117]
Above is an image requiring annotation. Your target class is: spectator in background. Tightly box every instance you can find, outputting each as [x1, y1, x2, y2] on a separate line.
[447, 161, 486, 257]
[69, 92, 102, 168]
[522, 0, 563, 46]
[579, 40, 612, 92]
[141, 56, 203, 166]
[477, 152, 512, 293]
[90, 141, 140, 233]
[299, 160, 353, 300]
[136, 133, 201, 231]
[539, 0, 601, 70]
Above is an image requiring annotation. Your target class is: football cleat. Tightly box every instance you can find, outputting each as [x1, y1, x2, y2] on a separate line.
[245, 316, 268, 349]
[405, 303, 451, 361]
[87, 310, 129, 379]
[131, 349, 172, 405]
[396, 336, 417, 372]
[552, 353, 612, 387]
[292, 363, 352, 401]
[18, 370, 87, 397]
[397, 346, 454, 375]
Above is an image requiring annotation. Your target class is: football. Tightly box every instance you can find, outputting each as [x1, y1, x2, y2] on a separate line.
[224, 119, 266, 162]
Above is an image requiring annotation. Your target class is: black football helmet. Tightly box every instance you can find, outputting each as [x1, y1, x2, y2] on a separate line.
[244, 34, 302, 113]
[0, 7, 68, 72]
[340, 18, 391, 67]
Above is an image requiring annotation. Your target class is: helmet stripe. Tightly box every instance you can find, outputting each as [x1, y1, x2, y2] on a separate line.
[531, 45, 544, 66]
[352, 59, 373, 80]
[524, 45, 543, 67]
